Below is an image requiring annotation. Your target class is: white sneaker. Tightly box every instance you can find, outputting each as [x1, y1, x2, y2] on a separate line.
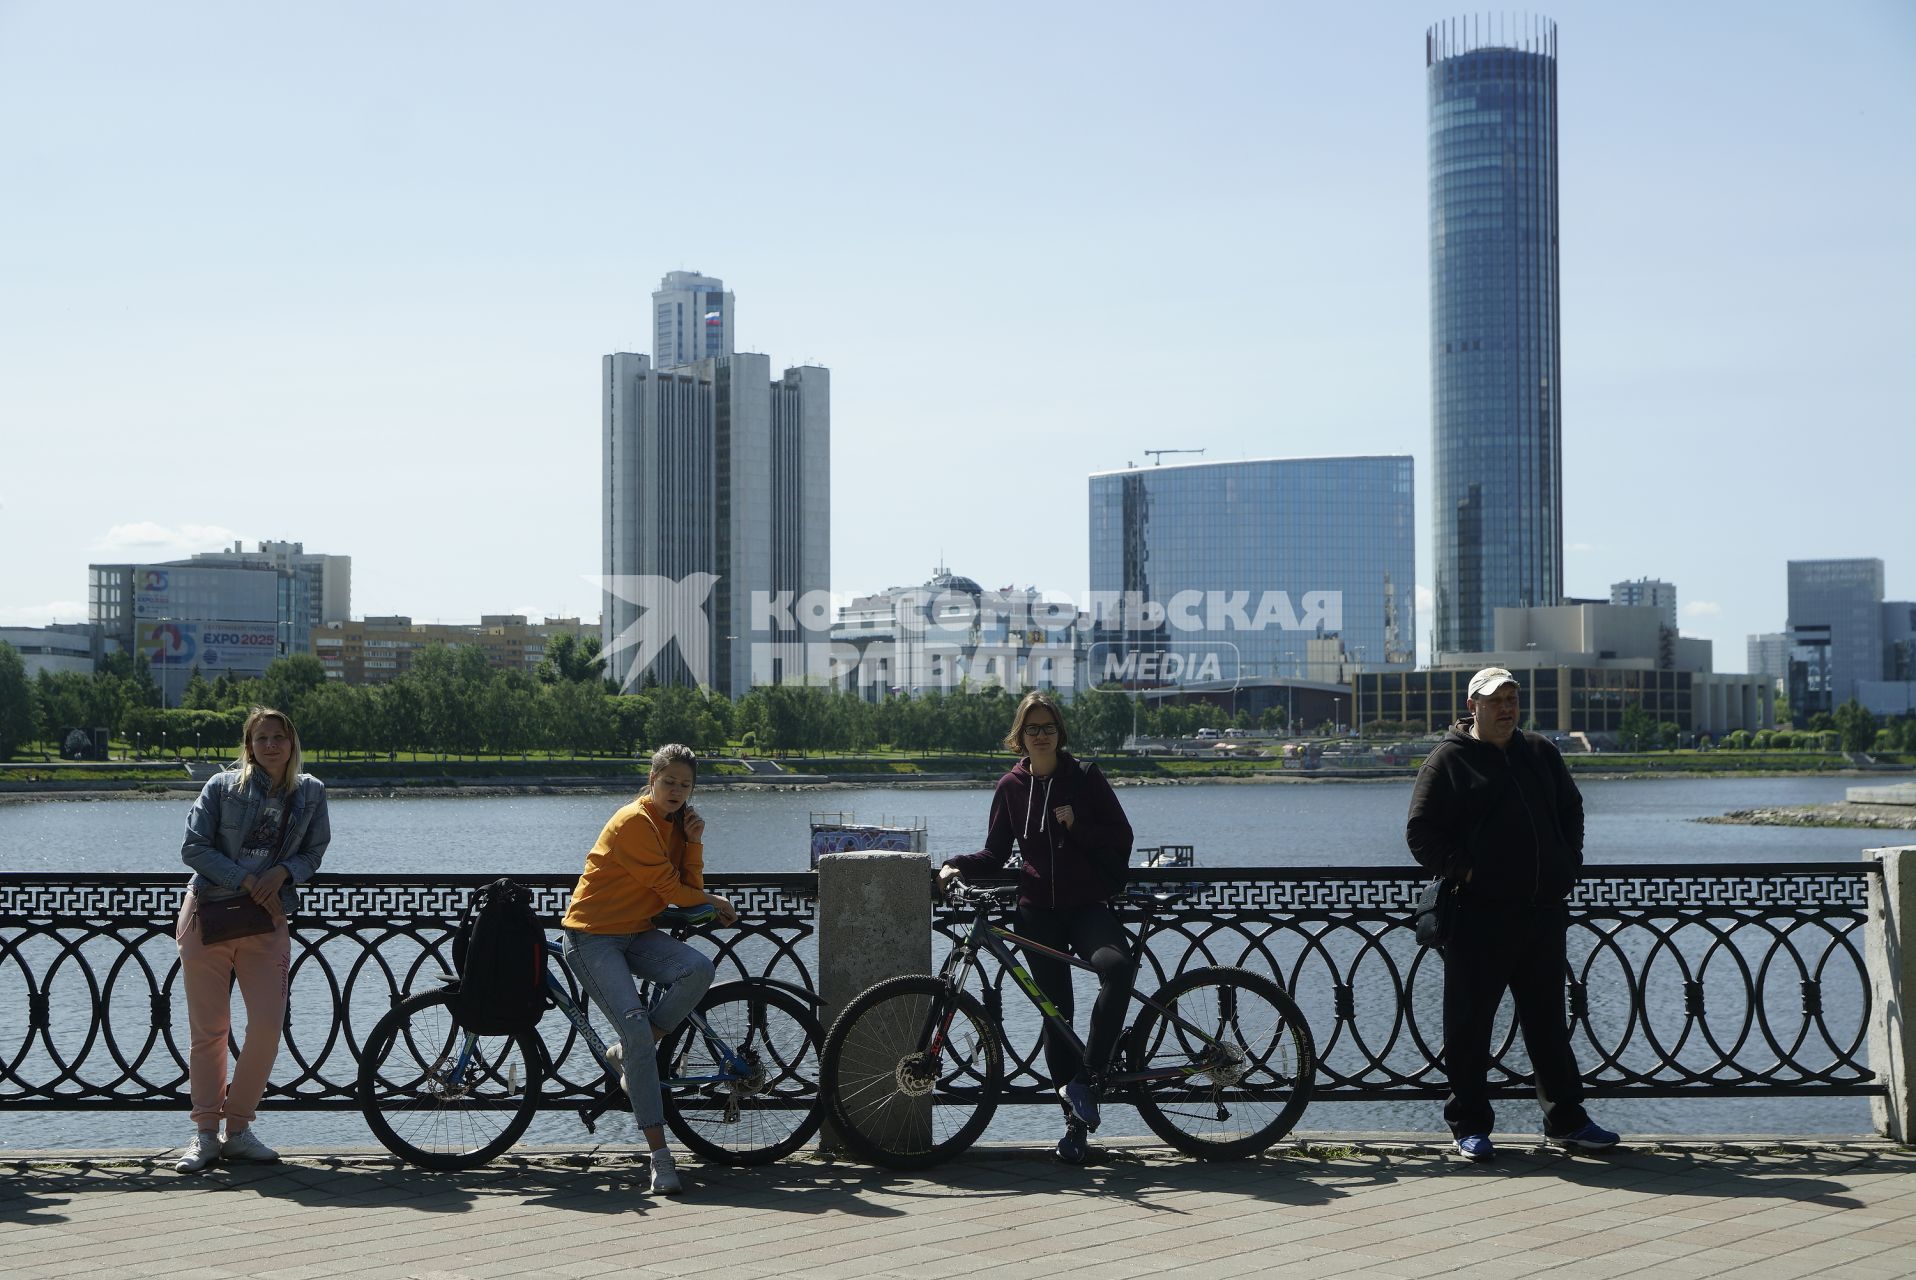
[174, 1131, 221, 1174]
[221, 1128, 280, 1163]
[605, 1041, 629, 1093]
[649, 1148, 683, 1195]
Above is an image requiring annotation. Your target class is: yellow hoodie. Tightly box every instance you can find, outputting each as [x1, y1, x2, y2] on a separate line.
[561, 793, 707, 934]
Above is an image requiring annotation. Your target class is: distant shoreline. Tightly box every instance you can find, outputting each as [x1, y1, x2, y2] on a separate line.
[1698, 801, 1916, 831]
[1, 764, 1910, 805]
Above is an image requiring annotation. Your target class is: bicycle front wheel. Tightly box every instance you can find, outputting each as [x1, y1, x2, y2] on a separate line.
[823, 975, 1003, 1170]
[660, 981, 825, 1166]
[1126, 966, 1315, 1160]
[357, 987, 542, 1170]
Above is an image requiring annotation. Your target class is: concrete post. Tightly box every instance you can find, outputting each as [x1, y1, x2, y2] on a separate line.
[816, 852, 934, 1148]
[1866, 846, 1916, 1142]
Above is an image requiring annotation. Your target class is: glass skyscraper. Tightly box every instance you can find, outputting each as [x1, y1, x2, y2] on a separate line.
[1087, 457, 1415, 688]
[1427, 16, 1562, 654]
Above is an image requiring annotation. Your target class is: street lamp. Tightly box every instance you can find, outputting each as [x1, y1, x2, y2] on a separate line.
[1333, 696, 1343, 737]
[1351, 645, 1367, 739]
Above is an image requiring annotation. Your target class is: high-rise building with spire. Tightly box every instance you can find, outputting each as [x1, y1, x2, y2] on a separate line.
[603, 277, 829, 696]
[651, 271, 735, 370]
[1427, 15, 1563, 655]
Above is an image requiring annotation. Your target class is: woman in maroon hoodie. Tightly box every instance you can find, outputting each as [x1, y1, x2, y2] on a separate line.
[937, 691, 1134, 1164]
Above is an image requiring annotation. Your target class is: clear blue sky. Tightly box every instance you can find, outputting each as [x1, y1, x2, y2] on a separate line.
[3, 0, 1911, 668]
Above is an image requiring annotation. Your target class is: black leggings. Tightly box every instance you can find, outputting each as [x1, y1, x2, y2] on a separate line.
[1014, 902, 1138, 1091]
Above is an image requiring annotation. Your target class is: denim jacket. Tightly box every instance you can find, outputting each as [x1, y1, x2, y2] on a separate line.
[181, 769, 331, 916]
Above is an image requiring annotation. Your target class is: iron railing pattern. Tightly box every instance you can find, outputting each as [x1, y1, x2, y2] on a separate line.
[0, 864, 1882, 1111]
[932, 863, 1881, 1105]
[0, 872, 817, 1110]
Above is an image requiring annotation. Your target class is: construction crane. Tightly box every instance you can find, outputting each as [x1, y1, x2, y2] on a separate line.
[1144, 448, 1206, 466]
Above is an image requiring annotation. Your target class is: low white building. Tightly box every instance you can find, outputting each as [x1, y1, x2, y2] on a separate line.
[1412, 602, 1773, 737]
[0, 625, 107, 677]
[830, 568, 1086, 699]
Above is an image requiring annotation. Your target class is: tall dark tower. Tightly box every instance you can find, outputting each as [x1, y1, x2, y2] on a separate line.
[1427, 15, 1561, 655]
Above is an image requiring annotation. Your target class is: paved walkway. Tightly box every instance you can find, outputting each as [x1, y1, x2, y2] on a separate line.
[4, 1137, 1914, 1279]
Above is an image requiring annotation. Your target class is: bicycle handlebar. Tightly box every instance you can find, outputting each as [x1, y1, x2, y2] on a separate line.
[655, 903, 722, 929]
[941, 882, 1190, 911]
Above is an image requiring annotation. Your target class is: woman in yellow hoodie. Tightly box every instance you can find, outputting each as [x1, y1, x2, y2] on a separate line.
[562, 743, 736, 1194]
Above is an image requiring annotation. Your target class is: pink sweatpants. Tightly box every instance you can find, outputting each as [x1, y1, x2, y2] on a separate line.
[175, 893, 291, 1133]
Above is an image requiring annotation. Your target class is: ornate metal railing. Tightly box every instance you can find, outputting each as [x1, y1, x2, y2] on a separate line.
[0, 864, 1882, 1111]
[935, 863, 1882, 1105]
[0, 873, 817, 1110]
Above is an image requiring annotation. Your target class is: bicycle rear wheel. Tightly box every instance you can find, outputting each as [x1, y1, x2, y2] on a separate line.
[357, 987, 542, 1170]
[660, 981, 825, 1166]
[1126, 966, 1314, 1160]
[823, 975, 1003, 1170]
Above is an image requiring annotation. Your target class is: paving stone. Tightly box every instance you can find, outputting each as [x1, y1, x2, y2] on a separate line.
[3, 1140, 1915, 1280]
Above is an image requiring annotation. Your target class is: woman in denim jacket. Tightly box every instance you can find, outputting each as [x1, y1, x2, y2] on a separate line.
[172, 706, 331, 1174]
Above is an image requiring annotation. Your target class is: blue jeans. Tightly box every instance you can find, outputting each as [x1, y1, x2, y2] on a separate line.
[563, 927, 715, 1130]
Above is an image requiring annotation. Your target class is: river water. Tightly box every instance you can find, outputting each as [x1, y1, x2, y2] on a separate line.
[1, 775, 1901, 1152]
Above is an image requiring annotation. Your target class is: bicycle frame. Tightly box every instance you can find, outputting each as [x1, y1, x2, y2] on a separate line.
[934, 901, 1239, 1089]
[422, 936, 752, 1130]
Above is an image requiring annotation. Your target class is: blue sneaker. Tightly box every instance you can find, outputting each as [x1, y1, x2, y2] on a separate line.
[1059, 1078, 1099, 1131]
[1549, 1121, 1620, 1152]
[1454, 1133, 1495, 1162]
[1056, 1121, 1089, 1165]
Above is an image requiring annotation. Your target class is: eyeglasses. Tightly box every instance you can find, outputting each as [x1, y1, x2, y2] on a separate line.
[252, 734, 291, 747]
[1022, 722, 1060, 737]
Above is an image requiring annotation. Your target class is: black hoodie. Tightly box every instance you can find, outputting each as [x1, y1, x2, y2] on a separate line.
[945, 751, 1134, 909]
[1406, 720, 1584, 905]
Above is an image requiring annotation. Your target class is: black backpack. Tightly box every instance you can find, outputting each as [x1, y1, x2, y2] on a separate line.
[450, 878, 547, 1035]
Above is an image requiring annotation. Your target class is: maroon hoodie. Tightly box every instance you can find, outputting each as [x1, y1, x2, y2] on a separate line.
[944, 752, 1134, 909]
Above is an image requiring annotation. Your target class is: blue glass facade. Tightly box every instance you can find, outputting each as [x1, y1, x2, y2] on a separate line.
[1087, 458, 1415, 687]
[1428, 17, 1561, 654]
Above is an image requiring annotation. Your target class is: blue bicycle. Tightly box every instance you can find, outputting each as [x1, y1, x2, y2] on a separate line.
[356, 907, 826, 1170]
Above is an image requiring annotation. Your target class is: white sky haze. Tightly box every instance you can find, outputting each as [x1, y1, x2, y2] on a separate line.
[2, 1, 1912, 668]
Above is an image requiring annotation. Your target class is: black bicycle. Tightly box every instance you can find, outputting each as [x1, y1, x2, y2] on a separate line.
[820, 884, 1315, 1168]
[356, 907, 826, 1170]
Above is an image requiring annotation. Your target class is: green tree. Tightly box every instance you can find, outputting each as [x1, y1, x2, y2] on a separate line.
[1831, 699, 1880, 753]
[648, 685, 723, 752]
[1617, 702, 1654, 752]
[179, 668, 215, 710]
[97, 649, 163, 709]
[537, 632, 608, 685]
[1071, 686, 1134, 754]
[260, 654, 329, 717]
[481, 674, 542, 757]
[547, 677, 615, 756]
[300, 681, 369, 757]
[0, 642, 33, 760]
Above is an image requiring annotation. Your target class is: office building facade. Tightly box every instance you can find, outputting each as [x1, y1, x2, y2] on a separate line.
[1787, 558, 1885, 717]
[1427, 15, 1563, 653]
[185, 540, 351, 657]
[311, 615, 593, 685]
[1363, 602, 1771, 737]
[602, 350, 829, 696]
[652, 271, 735, 371]
[89, 563, 286, 706]
[1747, 632, 1790, 689]
[1088, 457, 1415, 690]
[1611, 578, 1677, 634]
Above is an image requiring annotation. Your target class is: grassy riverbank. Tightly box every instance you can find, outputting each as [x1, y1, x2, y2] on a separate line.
[2, 748, 1912, 800]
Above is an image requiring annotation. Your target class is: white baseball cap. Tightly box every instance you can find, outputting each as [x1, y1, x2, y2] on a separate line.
[1467, 666, 1519, 699]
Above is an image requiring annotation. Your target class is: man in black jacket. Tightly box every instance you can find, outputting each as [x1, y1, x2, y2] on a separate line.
[1406, 666, 1619, 1161]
